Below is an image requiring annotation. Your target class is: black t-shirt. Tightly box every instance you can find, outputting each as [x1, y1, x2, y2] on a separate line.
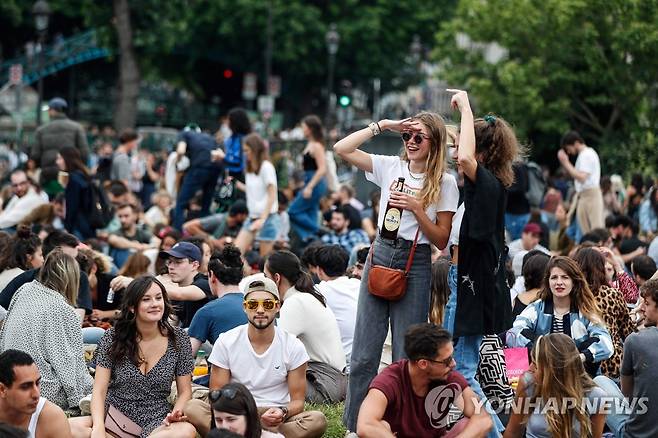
[455, 165, 512, 337]
[176, 273, 214, 328]
[506, 163, 530, 215]
[0, 268, 93, 314]
[93, 272, 120, 311]
[323, 203, 363, 230]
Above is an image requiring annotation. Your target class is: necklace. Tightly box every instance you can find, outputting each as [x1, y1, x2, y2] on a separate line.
[407, 162, 425, 181]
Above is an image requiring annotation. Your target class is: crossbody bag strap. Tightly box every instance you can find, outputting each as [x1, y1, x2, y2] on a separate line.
[403, 227, 421, 275]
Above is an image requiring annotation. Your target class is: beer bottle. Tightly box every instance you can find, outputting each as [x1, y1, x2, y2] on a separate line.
[381, 177, 405, 239]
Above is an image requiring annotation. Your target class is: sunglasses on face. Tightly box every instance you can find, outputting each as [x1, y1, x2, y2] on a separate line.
[423, 355, 454, 367]
[401, 131, 429, 144]
[209, 388, 237, 403]
[243, 298, 279, 311]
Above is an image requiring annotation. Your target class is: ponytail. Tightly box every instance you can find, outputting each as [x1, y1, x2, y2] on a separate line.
[266, 250, 326, 307]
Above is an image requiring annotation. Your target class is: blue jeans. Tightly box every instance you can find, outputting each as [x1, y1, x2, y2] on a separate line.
[343, 236, 432, 432]
[288, 171, 327, 241]
[82, 327, 106, 344]
[505, 213, 530, 241]
[594, 375, 627, 438]
[173, 167, 222, 230]
[444, 264, 504, 437]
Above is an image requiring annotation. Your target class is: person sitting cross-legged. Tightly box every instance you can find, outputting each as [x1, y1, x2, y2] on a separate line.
[184, 278, 327, 438]
[356, 323, 492, 438]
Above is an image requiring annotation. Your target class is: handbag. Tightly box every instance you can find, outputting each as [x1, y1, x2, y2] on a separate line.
[367, 228, 420, 301]
[105, 404, 142, 438]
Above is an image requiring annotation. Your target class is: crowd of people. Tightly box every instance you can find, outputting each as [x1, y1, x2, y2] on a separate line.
[0, 91, 656, 438]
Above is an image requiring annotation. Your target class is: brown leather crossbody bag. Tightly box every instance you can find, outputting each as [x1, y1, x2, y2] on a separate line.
[367, 229, 420, 301]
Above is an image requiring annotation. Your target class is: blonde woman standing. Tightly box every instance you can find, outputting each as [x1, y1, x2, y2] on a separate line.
[334, 114, 458, 432]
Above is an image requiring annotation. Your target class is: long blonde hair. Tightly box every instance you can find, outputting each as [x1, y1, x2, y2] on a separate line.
[399, 112, 448, 208]
[37, 248, 80, 306]
[539, 256, 605, 326]
[528, 334, 597, 438]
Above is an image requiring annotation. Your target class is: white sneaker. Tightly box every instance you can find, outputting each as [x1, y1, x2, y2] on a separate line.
[79, 394, 92, 415]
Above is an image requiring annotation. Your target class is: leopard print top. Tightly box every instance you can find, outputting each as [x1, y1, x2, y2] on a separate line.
[594, 285, 636, 378]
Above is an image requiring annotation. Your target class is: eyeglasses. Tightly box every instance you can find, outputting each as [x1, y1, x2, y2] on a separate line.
[209, 388, 237, 403]
[422, 355, 454, 367]
[401, 131, 430, 144]
[243, 298, 279, 311]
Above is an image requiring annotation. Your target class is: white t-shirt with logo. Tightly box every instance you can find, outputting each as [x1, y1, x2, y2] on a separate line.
[574, 147, 600, 192]
[246, 160, 279, 217]
[208, 324, 309, 406]
[365, 155, 459, 244]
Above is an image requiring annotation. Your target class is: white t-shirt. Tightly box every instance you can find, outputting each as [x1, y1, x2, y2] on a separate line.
[448, 203, 465, 247]
[316, 277, 359, 369]
[208, 324, 308, 407]
[246, 161, 278, 217]
[278, 287, 346, 371]
[365, 155, 459, 244]
[574, 147, 600, 192]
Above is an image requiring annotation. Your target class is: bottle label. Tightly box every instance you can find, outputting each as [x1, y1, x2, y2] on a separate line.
[383, 208, 401, 231]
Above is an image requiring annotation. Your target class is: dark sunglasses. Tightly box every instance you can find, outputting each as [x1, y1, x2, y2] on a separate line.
[422, 355, 454, 367]
[209, 388, 237, 403]
[401, 131, 429, 144]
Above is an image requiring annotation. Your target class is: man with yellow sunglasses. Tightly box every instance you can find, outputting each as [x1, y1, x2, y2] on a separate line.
[185, 278, 327, 438]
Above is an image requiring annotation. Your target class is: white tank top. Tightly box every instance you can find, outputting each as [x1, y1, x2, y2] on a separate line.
[448, 203, 465, 247]
[28, 397, 46, 438]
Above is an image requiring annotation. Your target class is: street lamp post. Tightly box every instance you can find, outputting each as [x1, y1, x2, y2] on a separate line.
[325, 23, 340, 128]
[32, 0, 51, 126]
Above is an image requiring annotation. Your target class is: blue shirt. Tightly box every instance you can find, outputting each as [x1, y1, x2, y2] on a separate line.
[187, 292, 247, 345]
[223, 135, 244, 174]
[321, 229, 370, 255]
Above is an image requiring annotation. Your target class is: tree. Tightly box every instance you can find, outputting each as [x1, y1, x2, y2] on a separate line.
[113, 0, 139, 131]
[435, 0, 658, 173]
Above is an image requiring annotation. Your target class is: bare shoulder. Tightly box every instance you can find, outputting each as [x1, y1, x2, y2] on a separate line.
[38, 400, 72, 438]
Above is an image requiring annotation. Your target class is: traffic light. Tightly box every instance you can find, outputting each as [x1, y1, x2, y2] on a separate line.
[338, 80, 352, 107]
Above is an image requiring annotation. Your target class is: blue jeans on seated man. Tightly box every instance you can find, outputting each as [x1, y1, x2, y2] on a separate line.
[444, 264, 504, 437]
[504, 213, 530, 241]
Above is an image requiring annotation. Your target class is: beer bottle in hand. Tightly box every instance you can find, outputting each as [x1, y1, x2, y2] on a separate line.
[381, 177, 405, 239]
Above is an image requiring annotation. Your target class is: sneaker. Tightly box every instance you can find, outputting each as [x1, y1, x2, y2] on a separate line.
[79, 394, 92, 415]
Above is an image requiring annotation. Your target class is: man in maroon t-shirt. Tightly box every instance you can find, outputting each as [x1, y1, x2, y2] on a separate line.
[356, 323, 492, 437]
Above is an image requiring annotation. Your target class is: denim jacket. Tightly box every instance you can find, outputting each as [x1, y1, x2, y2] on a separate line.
[638, 198, 657, 235]
[507, 298, 614, 366]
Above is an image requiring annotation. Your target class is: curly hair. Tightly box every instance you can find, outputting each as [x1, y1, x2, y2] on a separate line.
[473, 115, 522, 187]
[0, 225, 41, 271]
[109, 276, 177, 366]
[208, 244, 243, 286]
[399, 111, 448, 209]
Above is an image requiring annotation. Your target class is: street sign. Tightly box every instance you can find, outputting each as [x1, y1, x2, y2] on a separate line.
[9, 64, 23, 85]
[268, 75, 281, 98]
[242, 73, 257, 100]
[257, 95, 275, 114]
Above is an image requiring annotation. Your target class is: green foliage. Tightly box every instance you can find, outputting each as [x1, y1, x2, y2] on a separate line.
[436, 0, 658, 173]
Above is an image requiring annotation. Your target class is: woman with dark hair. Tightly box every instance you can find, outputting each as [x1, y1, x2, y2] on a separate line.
[508, 256, 613, 377]
[223, 108, 252, 181]
[264, 250, 346, 374]
[512, 252, 551, 318]
[0, 225, 43, 292]
[287, 115, 328, 243]
[68, 276, 196, 438]
[572, 247, 635, 379]
[210, 383, 283, 438]
[504, 333, 606, 438]
[56, 146, 95, 239]
[234, 134, 280, 257]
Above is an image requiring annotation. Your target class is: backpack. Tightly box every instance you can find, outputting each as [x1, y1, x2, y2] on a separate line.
[525, 161, 546, 208]
[87, 181, 114, 229]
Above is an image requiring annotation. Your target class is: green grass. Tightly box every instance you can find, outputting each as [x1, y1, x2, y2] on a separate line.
[306, 402, 346, 438]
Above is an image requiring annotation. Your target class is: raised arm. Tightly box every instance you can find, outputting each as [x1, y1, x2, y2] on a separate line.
[333, 119, 415, 173]
[448, 89, 477, 183]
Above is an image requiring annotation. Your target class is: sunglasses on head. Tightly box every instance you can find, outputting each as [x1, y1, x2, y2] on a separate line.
[209, 388, 237, 403]
[243, 298, 279, 311]
[401, 131, 429, 144]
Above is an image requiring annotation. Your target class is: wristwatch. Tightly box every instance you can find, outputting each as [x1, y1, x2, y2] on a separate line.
[278, 406, 289, 419]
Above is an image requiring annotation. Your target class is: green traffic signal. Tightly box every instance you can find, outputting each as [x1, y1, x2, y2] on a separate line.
[339, 95, 351, 107]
